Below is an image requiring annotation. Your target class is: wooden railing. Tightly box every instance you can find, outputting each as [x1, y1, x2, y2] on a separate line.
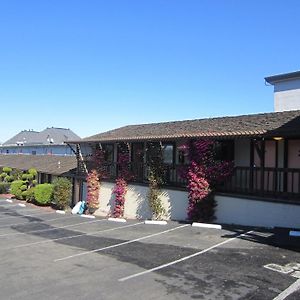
[77, 159, 188, 187]
[77, 160, 300, 199]
[219, 166, 300, 200]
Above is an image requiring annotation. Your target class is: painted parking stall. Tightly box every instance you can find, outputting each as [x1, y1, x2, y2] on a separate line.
[0, 201, 300, 299]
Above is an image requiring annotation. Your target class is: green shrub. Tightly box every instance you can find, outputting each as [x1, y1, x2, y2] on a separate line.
[28, 168, 37, 177]
[21, 174, 28, 180]
[27, 174, 34, 181]
[10, 180, 25, 199]
[22, 187, 35, 202]
[26, 187, 35, 201]
[5, 175, 14, 182]
[12, 169, 23, 180]
[32, 180, 37, 186]
[3, 167, 12, 174]
[0, 172, 7, 178]
[20, 185, 27, 191]
[52, 177, 72, 210]
[34, 184, 53, 205]
[0, 182, 10, 194]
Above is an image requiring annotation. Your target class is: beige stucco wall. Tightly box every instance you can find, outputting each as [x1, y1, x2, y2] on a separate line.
[94, 181, 189, 221]
[87, 181, 300, 228]
[215, 195, 300, 228]
[274, 78, 300, 112]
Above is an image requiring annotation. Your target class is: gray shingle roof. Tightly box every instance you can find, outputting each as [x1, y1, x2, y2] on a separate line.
[0, 155, 77, 176]
[265, 71, 300, 84]
[3, 127, 81, 146]
[72, 110, 300, 143]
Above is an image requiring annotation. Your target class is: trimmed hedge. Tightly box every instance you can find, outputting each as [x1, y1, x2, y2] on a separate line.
[22, 187, 35, 202]
[10, 180, 25, 199]
[34, 184, 53, 205]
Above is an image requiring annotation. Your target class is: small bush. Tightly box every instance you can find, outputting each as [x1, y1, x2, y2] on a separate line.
[52, 177, 72, 210]
[28, 168, 37, 177]
[20, 185, 27, 191]
[34, 184, 53, 205]
[21, 174, 28, 180]
[32, 179, 37, 186]
[22, 187, 35, 202]
[27, 174, 34, 181]
[3, 167, 12, 174]
[5, 175, 14, 182]
[0, 172, 7, 179]
[0, 182, 10, 194]
[12, 169, 23, 180]
[10, 180, 26, 199]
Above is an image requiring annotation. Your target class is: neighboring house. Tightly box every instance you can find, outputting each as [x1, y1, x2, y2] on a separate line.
[0, 154, 77, 201]
[0, 127, 81, 156]
[67, 71, 300, 228]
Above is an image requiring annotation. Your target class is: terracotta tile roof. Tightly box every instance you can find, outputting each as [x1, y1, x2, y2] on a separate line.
[72, 110, 300, 143]
[0, 155, 77, 176]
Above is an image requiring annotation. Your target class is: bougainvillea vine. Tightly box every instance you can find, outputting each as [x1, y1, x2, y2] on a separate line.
[112, 143, 132, 218]
[182, 139, 233, 222]
[86, 169, 100, 212]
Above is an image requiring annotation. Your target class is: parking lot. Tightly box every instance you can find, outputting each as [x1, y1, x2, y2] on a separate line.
[1, 197, 300, 300]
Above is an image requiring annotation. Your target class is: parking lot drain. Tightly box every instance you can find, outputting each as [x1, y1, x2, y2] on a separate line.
[192, 222, 222, 229]
[144, 220, 167, 225]
[108, 217, 126, 223]
[56, 210, 66, 214]
[5, 199, 13, 203]
[18, 203, 26, 207]
[80, 214, 96, 219]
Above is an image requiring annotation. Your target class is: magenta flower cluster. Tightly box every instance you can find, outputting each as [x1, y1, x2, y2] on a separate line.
[112, 150, 132, 218]
[86, 169, 100, 210]
[184, 139, 233, 221]
[112, 178, 127, 218]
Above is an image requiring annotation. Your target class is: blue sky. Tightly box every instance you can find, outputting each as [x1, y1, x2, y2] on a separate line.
[0, 0, 299, 142]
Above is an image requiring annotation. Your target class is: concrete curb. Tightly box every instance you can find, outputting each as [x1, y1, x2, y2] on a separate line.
[144, 220, 168, 225]
[192, 222, 222, 229]
[108, 217, 127, 223]
[80, 214, 96, 219]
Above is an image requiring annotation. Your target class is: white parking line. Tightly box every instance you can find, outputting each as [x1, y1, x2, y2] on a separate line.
[0, 218, 105, 238]
[4, 222, 144, 250]
[0, 211, 54, 221]
[0, 215, 76, 229]
[0, 207, 41, 214]
[118, 230, 253, 282]
[273, 278, 300, 300]
[54, 224, 189, 262]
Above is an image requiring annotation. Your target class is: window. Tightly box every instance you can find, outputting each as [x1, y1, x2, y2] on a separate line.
[214, 140, 234, 161]
[163, 144, 174, 164]
[103, 144, 114, 163]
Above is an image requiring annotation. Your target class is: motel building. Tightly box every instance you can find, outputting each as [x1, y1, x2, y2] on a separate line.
[67, 71, 300, 229]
